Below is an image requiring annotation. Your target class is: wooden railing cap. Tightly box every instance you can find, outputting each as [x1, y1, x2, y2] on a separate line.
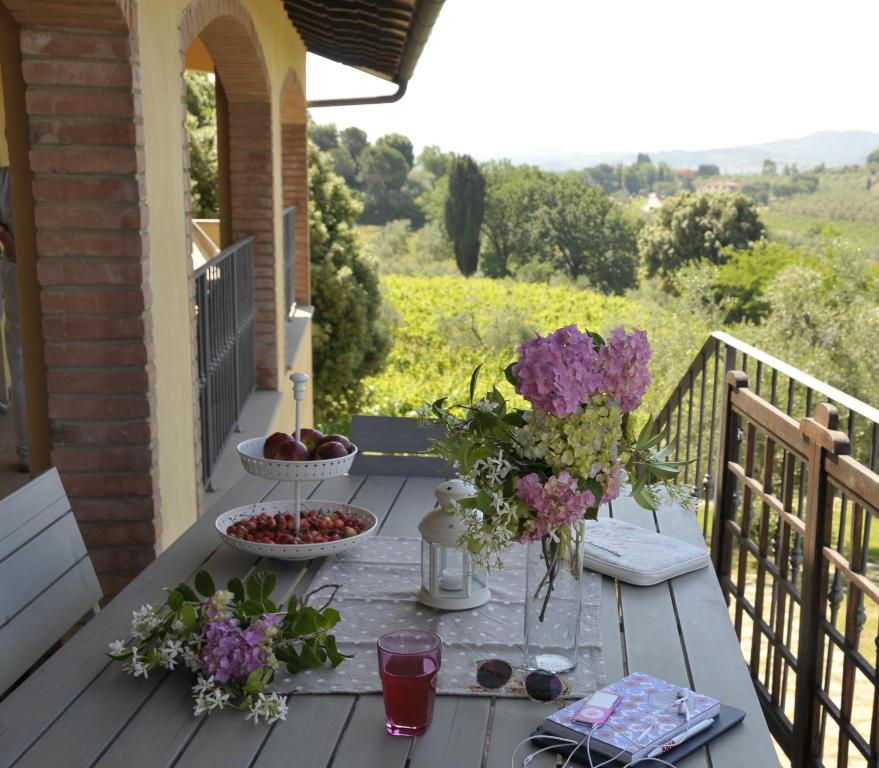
[800, 403, 850, 455]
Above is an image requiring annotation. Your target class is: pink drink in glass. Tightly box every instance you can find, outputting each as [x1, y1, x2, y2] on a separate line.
[377, 630, 441, 736]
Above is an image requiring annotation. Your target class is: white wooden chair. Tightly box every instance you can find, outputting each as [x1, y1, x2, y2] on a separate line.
[350, 415, 449, 476]
[0, 468, 102, 695]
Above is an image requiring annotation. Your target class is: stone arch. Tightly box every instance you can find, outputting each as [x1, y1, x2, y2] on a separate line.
[179, 0, 278, 392]
[2, 0, 159, 599]
[280, 69, 309, 305]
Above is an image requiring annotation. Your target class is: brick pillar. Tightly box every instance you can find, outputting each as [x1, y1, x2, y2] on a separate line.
[281, 122, 309, 305]
[21, 26, 159, 599]
[228, 101, 276, 388]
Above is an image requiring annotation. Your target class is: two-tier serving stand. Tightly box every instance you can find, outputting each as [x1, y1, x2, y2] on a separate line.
[215, 372, 377, 560]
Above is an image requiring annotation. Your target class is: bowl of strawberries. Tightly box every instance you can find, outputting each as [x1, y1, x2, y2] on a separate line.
[237, 427, 358, 482]
[215, 499, 377, 560]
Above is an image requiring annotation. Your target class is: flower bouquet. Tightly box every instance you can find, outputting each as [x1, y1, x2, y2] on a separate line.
[419, 325, 684, 672]
[107, 569, 346, 723]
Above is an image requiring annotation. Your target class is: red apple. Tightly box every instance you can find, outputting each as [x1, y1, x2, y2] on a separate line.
[320, 434, 352, 452]
[277, 439, 309, 461]
[298, 427, 324, 453]
[263, 431, 293, 459]
[316, 440, 348, 460]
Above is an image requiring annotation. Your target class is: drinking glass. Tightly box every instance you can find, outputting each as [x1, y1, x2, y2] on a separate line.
[377, 629, 442, 736]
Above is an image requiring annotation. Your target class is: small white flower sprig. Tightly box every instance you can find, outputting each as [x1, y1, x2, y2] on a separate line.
[106, 570, 346, 724]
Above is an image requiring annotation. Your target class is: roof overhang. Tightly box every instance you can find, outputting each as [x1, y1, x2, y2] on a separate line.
[281, 0, 445, 86]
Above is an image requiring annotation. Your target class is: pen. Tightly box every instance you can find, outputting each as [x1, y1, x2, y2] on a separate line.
[647, 718, 715, 757]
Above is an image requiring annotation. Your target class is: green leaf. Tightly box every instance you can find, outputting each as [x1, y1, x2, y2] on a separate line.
[244, 668, 266, 694]
[180, 602, 197, 631]
[242, 599, 265, 617]
[260, 571, 277, 600]
[325, 635, 345, 667]
[504, 362, 517, 386]
[320, 607, 341, 629]
[176, 583, 199, 603]
[228, 577, 245, 603]
[245, 571, 262, 601]
[166, 589, 183, 611]
[290, 608, 319, 636]
[468, 364, 483, 405]
[194, 570, 215, 598]
[299, 643, 322, 668]
[586, 330, 605, 349]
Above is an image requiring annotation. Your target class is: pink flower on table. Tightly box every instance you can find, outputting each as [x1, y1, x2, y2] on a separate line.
[516, 471, 596, 541]
[512, 325, 603, 417]
[599, 328, 652, 413]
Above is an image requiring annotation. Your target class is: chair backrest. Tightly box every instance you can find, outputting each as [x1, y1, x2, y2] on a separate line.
[0, 468, 102, 695]
[350, 415, 450, 477]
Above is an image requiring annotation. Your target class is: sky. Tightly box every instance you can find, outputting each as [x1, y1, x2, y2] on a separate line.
[307, 0, 879, 163]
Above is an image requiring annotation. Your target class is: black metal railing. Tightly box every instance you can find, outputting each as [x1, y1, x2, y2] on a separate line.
[282, 205, 295, 319]
[656, 331, 879, 766]
[194, 236, 256, 488]
[654, 331, 879, 541]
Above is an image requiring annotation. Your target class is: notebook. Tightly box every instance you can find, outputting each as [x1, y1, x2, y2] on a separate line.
[542, 672, 721, 763]
[584, 518, 710, 585]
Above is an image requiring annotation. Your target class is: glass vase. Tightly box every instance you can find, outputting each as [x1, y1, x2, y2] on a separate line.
[522, 522, 585, 674]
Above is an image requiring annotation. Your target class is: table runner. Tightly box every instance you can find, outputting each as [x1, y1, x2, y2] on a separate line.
[274, 536, 606, 698]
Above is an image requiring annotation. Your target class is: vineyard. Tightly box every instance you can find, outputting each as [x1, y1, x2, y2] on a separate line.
[359, 274, 714, 422]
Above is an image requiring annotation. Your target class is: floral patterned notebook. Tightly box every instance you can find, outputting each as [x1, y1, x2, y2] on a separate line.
[543, 672, 721, 762]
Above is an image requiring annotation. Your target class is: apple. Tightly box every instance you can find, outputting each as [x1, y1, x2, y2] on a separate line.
[316, 440, 348, 460]
[320, 433, 353, 452]
[277, 439, 310, 461]
[263, 431, 293, 459]
[298, 427, 324, 453]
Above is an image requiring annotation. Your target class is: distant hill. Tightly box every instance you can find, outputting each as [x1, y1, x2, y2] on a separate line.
[517, 130, 879, 174]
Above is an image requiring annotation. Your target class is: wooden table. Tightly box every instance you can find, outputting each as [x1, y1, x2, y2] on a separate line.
[0, 473, 780, 768]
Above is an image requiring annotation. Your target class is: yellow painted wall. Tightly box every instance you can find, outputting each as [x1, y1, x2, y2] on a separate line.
[0, 64, 7, 166]
[139, 0, 308, 547]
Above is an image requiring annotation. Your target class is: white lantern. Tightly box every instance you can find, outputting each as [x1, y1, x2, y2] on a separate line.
[418, 479, 491, 610]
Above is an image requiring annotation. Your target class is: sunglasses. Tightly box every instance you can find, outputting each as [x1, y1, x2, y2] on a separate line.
[475, 659, 570, 702]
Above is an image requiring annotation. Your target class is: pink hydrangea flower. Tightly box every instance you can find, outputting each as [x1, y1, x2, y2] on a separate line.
[599, 328, 652, 413]
[516, 471, 596, 541]
[512, 325, 603, 417]
[601, 465, 625, 502]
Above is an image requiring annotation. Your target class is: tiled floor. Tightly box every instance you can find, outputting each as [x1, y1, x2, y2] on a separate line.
[0, 405, 30, 499]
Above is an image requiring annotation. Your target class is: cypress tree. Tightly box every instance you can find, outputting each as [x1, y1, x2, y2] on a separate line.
[444, 155, 485, 276]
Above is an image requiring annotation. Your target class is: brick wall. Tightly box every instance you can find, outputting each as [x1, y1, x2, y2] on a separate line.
[281, 122, 309, 305]
[20, 23, 159, 599]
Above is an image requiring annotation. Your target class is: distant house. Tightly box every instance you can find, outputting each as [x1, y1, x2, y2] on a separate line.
[702, 179, 739, 193]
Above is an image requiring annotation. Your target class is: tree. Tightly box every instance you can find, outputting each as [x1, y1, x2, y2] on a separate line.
[480, 161, 547, 277]
[376, 133, 414, 168]
[340, 126, 368, 161]
[636, 153, 652, 165]
[696, 164, 720, 177]
[867, 147, 879, 166]
[444, 155, 485, 277]
[308, 141, 390, 424]
[329, 146, 357, 187]
[638, 191, 766, 279]
[358, 143, 414, 224]
[533, 176, 639, 293]
[761, 159, 777, 176]
[782, 163, 798, 176]
[311, 123, 338, 151]
[418, 145, 452, 177]
[185, 72, 218, 218]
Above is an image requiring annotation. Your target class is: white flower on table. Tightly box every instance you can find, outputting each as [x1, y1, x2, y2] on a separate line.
[122, 647, 149, 679]
[107, 639, 127, 656]
[246, 692, 288, 725]
[158, 638, 184, 669]
[130, 604, 162, 639]
[191, 674, 216, 697]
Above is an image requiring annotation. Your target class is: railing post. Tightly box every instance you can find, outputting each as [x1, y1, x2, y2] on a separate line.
[792, 404, 849, 767]
[711, 370, 747, 586]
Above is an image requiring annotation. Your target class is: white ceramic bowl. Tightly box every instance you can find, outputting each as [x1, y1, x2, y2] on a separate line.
[215, 499, 377, 561]
[237, 437, 357, 481]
